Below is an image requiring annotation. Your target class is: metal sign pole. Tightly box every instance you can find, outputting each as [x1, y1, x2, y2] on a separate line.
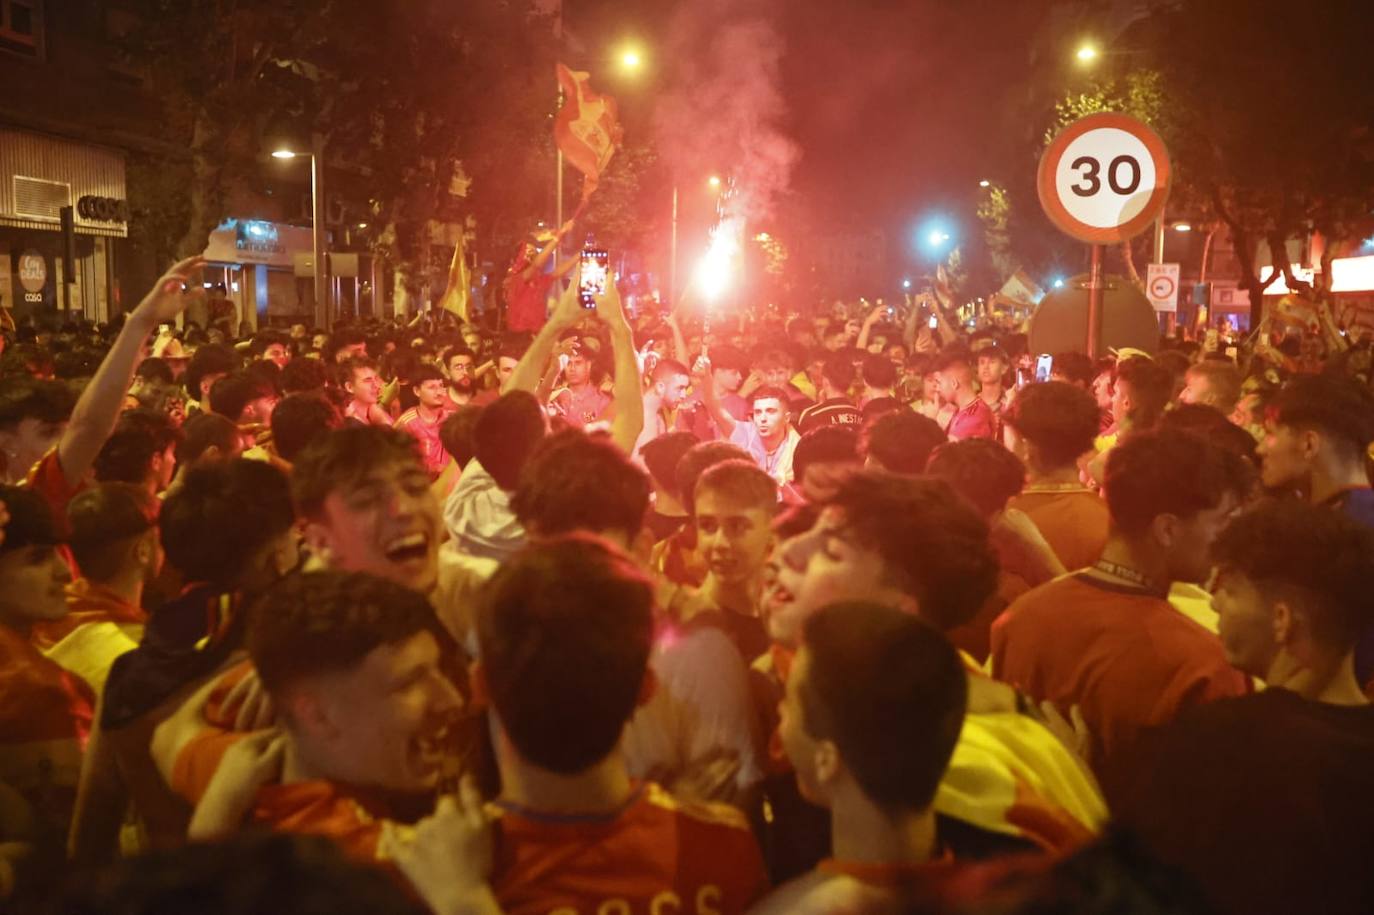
[1087, 244, 1105, 358]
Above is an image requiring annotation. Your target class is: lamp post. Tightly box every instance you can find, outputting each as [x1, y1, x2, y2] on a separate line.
[272, 134, 330, 329]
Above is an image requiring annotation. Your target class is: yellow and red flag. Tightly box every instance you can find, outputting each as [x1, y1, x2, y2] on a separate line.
[555, 63, 623, 209]
[438, 232, 471, 322]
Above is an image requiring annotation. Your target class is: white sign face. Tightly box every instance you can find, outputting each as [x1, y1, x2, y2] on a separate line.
[1038, 112, 1171, 244]
[1147, 262, 1180, 312]
[1054, 128, 1159, 230]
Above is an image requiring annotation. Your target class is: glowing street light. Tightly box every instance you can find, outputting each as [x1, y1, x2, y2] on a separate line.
[707, 175, 722, 190]
[619, 48, 643, 72]
[902, 279, 912, 290]
[978, 179, 991, 188]
[1052, 277, 1066, 288]
[1173, 222, 1193, 233]
[1076, 43, 1099, 63]
[928, 230, 951, 246]
[270, 142, 330, 327]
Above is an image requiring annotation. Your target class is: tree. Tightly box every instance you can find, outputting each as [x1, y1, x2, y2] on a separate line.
[118, 0, 559, 315]
[1136, 0, 1374, 325]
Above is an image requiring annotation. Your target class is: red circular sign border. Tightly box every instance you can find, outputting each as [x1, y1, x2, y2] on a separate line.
[1150, 274, 1176, 299]
[1037, 112, 1172, 244]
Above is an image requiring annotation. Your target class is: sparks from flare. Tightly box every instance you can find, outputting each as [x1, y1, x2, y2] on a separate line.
[695, 218, 743, 303]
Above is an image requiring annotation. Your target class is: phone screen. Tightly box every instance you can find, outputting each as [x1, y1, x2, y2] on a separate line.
[927, 315, 938, 329]
[1035, 354, 1053, 383]
[579, 249, 609, 308]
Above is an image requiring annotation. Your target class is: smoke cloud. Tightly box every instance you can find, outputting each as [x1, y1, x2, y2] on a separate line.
[654, 0, 799, 226]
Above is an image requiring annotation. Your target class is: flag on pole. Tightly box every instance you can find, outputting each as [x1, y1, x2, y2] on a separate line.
[555, 63, 622, 209]
[999, 270, 1046, 307]
[438, 232, 471, 322]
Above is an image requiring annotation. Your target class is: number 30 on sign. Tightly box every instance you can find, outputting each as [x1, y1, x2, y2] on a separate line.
[1037, 112, 1171, 244]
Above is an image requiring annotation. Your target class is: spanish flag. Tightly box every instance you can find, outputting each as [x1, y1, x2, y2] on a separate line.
[555, 63, 623, 207]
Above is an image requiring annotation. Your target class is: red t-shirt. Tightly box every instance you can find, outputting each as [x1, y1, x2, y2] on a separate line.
[945, 398, 997, 441]
[490, 782, 769, 915]
[394, 406, 453, 479]
[990, 573, 1249, 788]
[505, 271, 555, 333]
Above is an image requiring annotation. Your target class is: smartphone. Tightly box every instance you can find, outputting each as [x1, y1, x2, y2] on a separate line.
[887, 307, 896, 319]
[1035, 354, 1053, 383]
[579, 248, 609, 308]
[927, 315, 938, 329]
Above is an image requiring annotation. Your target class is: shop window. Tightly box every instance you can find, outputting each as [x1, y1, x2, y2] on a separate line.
[0, 0, 44, 59]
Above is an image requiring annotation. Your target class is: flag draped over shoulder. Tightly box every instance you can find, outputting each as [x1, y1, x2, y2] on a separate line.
[439, 232, 471, 321]
[555, 63, 622, 207]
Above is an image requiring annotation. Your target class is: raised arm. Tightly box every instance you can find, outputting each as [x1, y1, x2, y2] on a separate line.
[59, 257, 206, 488]
[596, 278, 645, 453]
[502, 275, 583, 395]
[522, 219, 575, 280]
[695, 356, 738, 438]
[856, 304, 887, 352]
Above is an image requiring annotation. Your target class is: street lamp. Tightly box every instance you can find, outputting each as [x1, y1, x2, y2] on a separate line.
[1173, 222, 1193, 233]
[619, 48, 643, 72]
[271, 139, 330, 329]
[708, 175, 722, 190]
[1075, 43, 1099, 63]
[978, 179, 991, 188]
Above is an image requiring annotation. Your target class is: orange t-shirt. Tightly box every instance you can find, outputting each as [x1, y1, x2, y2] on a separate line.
[1006, 487, 1109, 572]
[990, 573, 1249, 785]
[490, 782, 769, 915]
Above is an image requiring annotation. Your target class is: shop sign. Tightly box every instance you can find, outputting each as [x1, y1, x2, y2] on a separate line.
[18, 249, 47, 302]
[77, 195, 130, 223]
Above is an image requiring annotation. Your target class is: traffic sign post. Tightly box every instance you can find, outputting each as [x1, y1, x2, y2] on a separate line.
[1038, 113, 1172, 357]
[1147, 262, 1180, 312]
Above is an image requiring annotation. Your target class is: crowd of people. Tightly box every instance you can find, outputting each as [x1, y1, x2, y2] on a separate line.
[0, 247, 1372, 915]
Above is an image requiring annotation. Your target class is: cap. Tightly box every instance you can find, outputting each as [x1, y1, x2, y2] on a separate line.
[1109, 347, 1153, 362]
[0, 486, 63, 554]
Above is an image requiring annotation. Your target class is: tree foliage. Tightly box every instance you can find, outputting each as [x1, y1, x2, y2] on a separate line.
[118, 0, 559, 308]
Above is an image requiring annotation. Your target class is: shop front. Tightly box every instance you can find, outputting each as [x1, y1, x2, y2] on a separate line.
[0, 127, 127, 324]
[202, 218, 380, 330]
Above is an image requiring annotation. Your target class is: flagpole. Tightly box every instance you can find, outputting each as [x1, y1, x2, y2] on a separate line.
[553, 0, 563, 272]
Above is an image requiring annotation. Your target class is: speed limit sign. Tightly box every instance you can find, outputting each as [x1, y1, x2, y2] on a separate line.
[1037, 112, 1171, 244]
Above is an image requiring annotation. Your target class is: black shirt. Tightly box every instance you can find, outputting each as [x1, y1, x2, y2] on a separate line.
[796, 397, 861, 435]
[1121, 688, 1374, 915]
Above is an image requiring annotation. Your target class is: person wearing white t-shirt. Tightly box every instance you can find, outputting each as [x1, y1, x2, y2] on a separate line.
[698, 356, 800, 486]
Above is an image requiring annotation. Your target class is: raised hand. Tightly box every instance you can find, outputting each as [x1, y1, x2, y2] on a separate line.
[593, 271, 629, 333]
[549, 263, 585, 330]
[132, 256, 208, 327]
